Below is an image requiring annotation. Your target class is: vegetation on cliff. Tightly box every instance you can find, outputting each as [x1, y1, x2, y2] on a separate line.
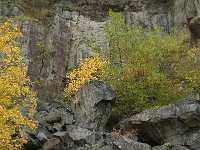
[0, 20, 37, 149]
[101, 11, 198, 117]
[65, 53, 108, 95]
[65, 11, 199, 119]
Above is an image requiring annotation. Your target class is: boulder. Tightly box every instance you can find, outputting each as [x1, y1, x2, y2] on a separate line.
[46, 108, 61, 123]
[43, 138, 65, 150]
[73, 80, 116, 131]
[68, 126, 96, 145]
[120, 98, 200, 148]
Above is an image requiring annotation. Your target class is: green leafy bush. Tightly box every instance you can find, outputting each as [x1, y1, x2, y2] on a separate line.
[100, 11, 198, 118]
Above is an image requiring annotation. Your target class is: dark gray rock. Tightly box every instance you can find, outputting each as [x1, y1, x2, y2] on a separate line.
[69, 126, 96, 145]
[34, 111, 48, 124]
[9, 0, 200, 149]
[73, 80, 116, 131]
[105, 132, 116, 145]
[53, 131, 74, 149]
[100, 145, 113, 150]
[53, 123, 62, 132]
[171, 145, 190, 150]
[152, 146, 170, 150]
[120, 99, 200, 149]
[185, 129, 200, 150]
[43, 138, 65, 150]
[61, 112, 74, 125]
[37, 132, 48, 143]
[46, 108, 61, 123]
[113, 136, 151, 150]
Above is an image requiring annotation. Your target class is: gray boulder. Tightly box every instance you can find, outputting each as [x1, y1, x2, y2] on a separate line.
[46, 108, 61, 123]
[68, 126, 96, 145]
[120, 98, 200, 149]
[113, 136, 151, 150]
[43, 138, 65, 150]
[73, 80, 116, 131]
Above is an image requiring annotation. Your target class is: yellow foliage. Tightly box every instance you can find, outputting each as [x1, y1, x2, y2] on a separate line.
[66, 53, 108, 95]
[0, 20, 37, 150]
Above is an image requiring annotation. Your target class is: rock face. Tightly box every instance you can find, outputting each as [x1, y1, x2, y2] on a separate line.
[120, 99, 200, 150]
[1, 0, 200, 150]
[73, 80, 116, 131]
[21, 10, 106, 103]
[25, 90, 200, 150]
[1, 0, 200, 104]
[25, 80, 116, 150]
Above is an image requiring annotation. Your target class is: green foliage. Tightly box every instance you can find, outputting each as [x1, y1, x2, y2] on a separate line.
[100, 11, 197, 118]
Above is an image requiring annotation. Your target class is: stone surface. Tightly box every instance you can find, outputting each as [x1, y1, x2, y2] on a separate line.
[46, 109, 61, 123]
[152, 146, 170, 150]
[37, 132, 48, 143]
[1, 0, 200, 150]
[113, 135, 152, 150]
[43, 138, 65, 150]
[120, 98, 200, 149]
[73, 80, 116, 131]
[105, 132, 116, 145]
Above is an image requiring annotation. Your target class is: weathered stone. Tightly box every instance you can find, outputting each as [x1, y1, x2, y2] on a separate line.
[105, 132, 116, 145]
[69, 126, 96, 145]
[185, 129, 200, 150]
[73, 80, 116, 131]
[46, 109, 61, 123]
[53, 123, 62, 132]
[120, 99, 200, 148]
[34, 111, 48, 124]
[152, 146, 170, 150]
[113, 136, 151, 150]
[171, 145, 190, 150]
[37, 132, 48, 143]
[100, 145, 113, 150]
[43, 138, 65, 150]
[61, 112, 74, 125]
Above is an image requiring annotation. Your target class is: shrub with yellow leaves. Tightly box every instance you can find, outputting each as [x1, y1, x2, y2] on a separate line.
[0, 20, 37, 150]
[65, 53, 108, 95]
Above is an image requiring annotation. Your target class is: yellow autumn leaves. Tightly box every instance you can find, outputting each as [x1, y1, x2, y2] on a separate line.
[0, 20, 37, 150]
[66, 53, 108, 95]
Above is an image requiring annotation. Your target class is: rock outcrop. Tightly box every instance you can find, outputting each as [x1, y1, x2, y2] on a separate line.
[73, 80, 116, 131]
[1, 0, 200, 150]
[1, 0, 200, 103]
[25, 87, 200, 150]
[25, 80, 116, 150]
[119, 98, 200, 150]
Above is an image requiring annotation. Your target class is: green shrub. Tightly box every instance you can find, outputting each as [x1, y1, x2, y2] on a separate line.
[100, 11, 198, 118]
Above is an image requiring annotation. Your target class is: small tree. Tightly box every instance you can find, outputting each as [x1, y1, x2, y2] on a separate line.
[0, 20, 37, 149]
[101, 11, 198, 118]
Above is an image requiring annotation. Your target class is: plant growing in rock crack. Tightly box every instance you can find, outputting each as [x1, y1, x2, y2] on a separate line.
[36, 41, 51, 60]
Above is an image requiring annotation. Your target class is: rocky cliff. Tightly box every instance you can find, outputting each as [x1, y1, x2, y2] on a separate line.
[1, 0, 199, 103]
[1, 0, 200, 149]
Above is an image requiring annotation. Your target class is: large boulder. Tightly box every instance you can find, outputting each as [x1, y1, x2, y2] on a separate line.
[120, 98, 200, 149]
[72, 80, 116, 131]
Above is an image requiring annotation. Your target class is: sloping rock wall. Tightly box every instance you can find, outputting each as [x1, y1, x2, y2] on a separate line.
[119, 98, 200, 150]
[1, 0, 200, 103]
